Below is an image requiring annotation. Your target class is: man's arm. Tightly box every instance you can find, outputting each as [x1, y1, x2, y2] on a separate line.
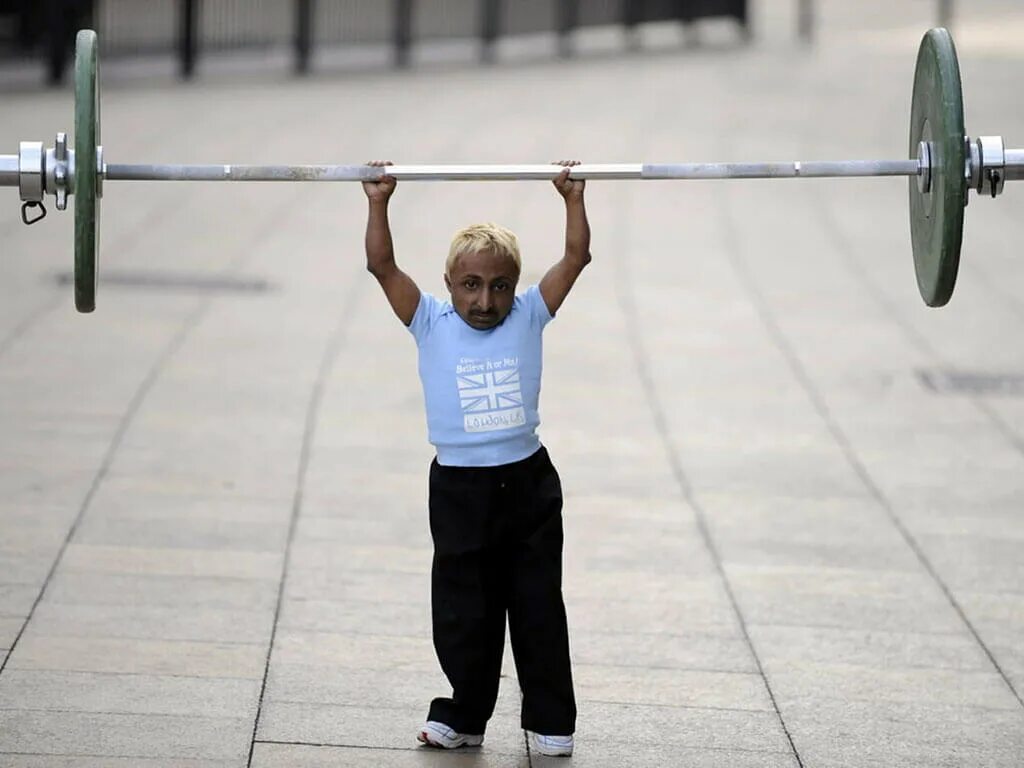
[363, 161, 420, 326]
[539, 161, 591, 316]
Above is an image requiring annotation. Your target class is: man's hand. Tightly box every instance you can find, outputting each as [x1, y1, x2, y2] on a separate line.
[552, 160, 585, 201]
[363, 160, 397, 203]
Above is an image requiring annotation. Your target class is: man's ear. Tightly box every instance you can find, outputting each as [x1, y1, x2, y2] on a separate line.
[443, 273, 452, 291]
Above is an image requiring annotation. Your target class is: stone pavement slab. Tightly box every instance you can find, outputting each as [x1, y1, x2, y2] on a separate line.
[778, 698, 1024, 768]
[746, 623, 994, 671]
[42, 570, 281, 611]
[6, 635, 267, 678]
[20, 601, 273, 644]
[0, 709, 252, 762]
[0, 669, 259, 719]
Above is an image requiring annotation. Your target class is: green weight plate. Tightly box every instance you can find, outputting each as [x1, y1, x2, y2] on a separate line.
[909, 27, 966, 308]
[74, 29, 100, 313]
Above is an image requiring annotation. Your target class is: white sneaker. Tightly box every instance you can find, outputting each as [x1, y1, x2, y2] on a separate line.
[417, 720, 484, 749]
[527, 730, 574, 756]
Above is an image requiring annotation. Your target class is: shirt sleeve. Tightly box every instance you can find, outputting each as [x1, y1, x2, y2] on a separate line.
[522, 284, 554, 329]
[407, 292, 444, 345]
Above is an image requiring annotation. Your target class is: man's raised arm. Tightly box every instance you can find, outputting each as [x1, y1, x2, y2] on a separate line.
[539, 160, 592, 316]
[363, 160, 421, 326]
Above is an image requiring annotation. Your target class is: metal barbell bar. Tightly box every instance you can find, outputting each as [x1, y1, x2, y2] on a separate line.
[7, 154, 1023, 186]
[1, 27, 1019, 312]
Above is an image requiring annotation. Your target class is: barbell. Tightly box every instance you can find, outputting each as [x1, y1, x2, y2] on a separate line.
[3, 28, 1022, 313]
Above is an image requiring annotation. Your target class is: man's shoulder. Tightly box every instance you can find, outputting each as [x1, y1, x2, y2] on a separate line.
[409, 293, 457, 343]
[512, 285, 554, 326]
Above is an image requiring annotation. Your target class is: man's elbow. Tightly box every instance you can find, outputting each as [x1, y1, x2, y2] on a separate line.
[366, 258, 395, 279]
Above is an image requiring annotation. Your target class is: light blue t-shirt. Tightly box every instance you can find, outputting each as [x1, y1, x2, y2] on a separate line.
[408, 285, 553, 467]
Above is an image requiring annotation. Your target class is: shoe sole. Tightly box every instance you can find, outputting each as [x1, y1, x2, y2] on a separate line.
[531, 746, 573, 756]
[417, 726, 483, 749]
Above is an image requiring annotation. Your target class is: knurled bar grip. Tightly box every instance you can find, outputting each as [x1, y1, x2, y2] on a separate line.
[102, 160, 922, 182]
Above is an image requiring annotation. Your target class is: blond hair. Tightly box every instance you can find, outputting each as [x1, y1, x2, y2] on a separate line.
[446, 223, 521, 276]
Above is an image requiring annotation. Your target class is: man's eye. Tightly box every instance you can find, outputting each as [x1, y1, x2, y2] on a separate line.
[463, 280, 478, 290]
[493, 282, 509, 292]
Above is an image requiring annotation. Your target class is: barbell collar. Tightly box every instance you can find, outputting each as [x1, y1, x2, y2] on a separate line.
[18, 142, 45, 202]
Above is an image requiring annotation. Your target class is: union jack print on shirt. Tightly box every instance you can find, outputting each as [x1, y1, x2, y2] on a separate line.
[457, 369, 523, 413]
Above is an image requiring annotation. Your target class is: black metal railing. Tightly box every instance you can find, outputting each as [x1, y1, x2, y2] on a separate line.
[0, 0, 959, 85]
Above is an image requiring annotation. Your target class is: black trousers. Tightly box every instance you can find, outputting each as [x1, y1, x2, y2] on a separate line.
[426, 446, 576, 735]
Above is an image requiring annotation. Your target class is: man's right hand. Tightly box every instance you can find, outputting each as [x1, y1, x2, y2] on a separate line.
[362, 160, 397, 202]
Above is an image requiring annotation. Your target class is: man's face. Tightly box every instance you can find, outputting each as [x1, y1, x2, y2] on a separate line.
[445, 249, 519, 330]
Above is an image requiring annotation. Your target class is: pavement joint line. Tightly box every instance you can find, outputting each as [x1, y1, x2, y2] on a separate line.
[611, 183, 806, 768]
[244, 269, 367, 768]
[791, 113, 1024, 713]
[0, 184, 312, 683]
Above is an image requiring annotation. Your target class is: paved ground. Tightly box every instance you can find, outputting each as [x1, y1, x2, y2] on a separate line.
[2, 1, 1024, 765]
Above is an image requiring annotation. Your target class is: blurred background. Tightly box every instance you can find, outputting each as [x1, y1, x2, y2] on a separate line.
[2, 0, 957, 84]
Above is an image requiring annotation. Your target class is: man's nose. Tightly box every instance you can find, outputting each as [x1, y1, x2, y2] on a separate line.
[477, 287, 493, 311]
